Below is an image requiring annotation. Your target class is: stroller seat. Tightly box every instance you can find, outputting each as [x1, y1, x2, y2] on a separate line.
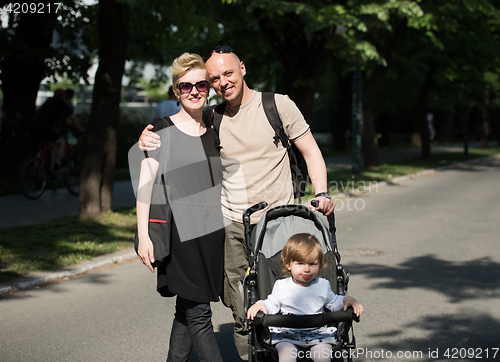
[243, 203, 359, 362]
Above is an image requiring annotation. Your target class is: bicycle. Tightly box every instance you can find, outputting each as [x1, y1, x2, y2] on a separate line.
[18, 139, 82, 199]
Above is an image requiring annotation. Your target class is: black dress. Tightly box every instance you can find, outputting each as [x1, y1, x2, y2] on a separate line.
[147, 117, 224, 303]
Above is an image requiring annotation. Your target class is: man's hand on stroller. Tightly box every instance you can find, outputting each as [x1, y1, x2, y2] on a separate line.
[310, 193, 335, 216]
[247, 301, 267, 320]
[343, 296, 364, 317]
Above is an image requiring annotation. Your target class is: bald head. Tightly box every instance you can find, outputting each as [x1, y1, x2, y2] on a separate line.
[205, 52, 243, 81]
[205, 52, 251, 107]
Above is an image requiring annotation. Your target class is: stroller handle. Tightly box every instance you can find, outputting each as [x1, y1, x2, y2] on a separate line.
[243, 201, 268, 252]
[253, 308, 360, 328]
[243, 202, 269, 222]
[311, 199, 336, 234]
[243, 202, 268, 254]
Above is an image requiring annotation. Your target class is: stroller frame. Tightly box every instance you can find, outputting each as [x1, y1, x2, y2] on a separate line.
[242, 202, 359, 362]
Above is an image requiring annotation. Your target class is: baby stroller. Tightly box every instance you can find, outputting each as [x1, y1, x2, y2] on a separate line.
[243, 201, 359, 362]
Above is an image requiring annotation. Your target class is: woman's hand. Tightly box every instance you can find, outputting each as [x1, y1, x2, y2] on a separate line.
[247, 301, 267, 320]
[343, 296, 364, 317]
[138, 124, 161, 151]
[138, 236, 155, 273]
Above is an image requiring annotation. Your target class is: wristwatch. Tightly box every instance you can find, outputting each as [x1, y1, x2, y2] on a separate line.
[315, 192, 331, 199]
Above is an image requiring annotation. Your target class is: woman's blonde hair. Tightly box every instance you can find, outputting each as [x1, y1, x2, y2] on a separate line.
[281, 233, 325, 276]
[170, 53, 207, 93]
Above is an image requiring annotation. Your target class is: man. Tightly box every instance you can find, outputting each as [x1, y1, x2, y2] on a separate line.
[154, 86, 182, 119]
[139, 46, 334, 360]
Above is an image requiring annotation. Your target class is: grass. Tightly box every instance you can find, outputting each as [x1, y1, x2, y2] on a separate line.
[0, 208, 136, 284]
[317, 141, 421, 159]
[304, 147, 500, 198]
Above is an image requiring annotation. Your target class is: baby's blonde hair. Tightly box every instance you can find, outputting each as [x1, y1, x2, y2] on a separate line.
[170, 53, 207, 93]
[281, 233, 325, 276]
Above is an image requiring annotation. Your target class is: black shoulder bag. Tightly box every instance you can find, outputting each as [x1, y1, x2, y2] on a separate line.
[134, 119, 172, 267]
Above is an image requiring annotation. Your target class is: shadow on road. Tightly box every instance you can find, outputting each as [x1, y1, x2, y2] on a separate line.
[366, 312, 500, 360]
[348, 255, 500, 303]
[215, 323, 240, 361]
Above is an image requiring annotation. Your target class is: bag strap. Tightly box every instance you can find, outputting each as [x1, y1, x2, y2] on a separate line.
[261, 92, 290, 150]
[262, 92, 305, 201]
[159, 117, 171, 205]
[213, 94, 289, 150]
[211, 93, 304, 200]
[212, 102, 227, 150]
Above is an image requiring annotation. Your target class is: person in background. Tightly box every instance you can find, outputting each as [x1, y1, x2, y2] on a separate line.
[54, 89, 85, 141]
[31, 89, 73, 172]
[427, 112, 436, 141]
[154, 86, 182, 119]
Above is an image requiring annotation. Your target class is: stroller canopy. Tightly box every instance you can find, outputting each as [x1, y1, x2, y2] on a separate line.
[251, 204, 332, 261]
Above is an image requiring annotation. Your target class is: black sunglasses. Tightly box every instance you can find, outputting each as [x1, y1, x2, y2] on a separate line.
[177, 80, 210, 94]
[203, 45, 234, 62]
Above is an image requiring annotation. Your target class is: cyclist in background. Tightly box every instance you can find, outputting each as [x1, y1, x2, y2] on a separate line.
[31, 89, 83, 173]
[54, 89, 85, 145]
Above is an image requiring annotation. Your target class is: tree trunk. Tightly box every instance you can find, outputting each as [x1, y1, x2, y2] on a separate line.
[481, 87, 491, 149]
[0, 5, 55, 176]
[281, 32, 328, 125]
[253, 10, 329, 123]
[332, 73, 353, 152]
[362, 20, 408, 168]
[361, 92, 380, 168]
[79, 0, 127, 218]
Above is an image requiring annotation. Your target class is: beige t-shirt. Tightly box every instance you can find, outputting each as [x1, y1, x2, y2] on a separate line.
[219, 91, 310, 224]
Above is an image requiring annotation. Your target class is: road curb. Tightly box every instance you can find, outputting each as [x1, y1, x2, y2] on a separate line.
[0, 249, 137, 297]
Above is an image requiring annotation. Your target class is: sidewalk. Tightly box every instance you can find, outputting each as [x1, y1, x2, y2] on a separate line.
[0, 180, 136, 229]
[0, 143, 487, 296]
[324, 143, 470, 171]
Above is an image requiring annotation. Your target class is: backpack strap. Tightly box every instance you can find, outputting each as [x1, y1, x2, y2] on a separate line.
[261, 92, 289, 150]
[212, 101, 227, 151]
[213, 94, 289, 151]
[261, 92, 306, 201]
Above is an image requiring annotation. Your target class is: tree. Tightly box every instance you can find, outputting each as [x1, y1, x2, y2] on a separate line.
[362, 18, 410, 166]
[0, 0, 93, 176]
[78, 0, 127, 218]
[0, 1, 57, 174]
[78, 0, 225, 218]
[374, 0, 500, 156]
[220, 1, 424, 167]
[353, 0, 425, 167]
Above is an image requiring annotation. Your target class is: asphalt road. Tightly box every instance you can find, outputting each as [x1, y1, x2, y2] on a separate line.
[1, 157, 499, 361]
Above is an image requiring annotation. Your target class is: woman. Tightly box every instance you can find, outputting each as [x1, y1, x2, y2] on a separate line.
[136, 53, 224, 362]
